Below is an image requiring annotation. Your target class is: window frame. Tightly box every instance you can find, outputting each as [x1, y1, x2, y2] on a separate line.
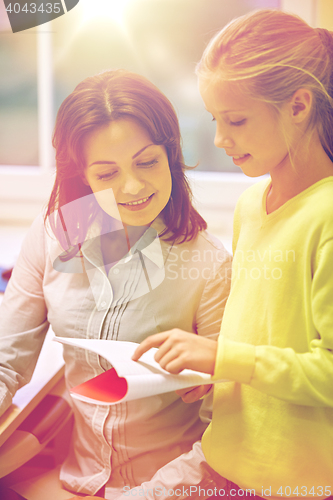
[0, 26, 54, 222]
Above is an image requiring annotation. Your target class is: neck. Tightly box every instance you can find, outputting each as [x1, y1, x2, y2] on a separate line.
[101, 223, 150, 275]
[123, 224, 150, 248]
[266, 131, 333, 214]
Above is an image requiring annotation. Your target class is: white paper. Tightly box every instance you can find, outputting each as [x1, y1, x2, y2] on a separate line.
[54, 336, 224, 405]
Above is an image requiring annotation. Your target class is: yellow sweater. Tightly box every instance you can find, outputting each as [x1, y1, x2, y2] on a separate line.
[202, 177, 333, 499]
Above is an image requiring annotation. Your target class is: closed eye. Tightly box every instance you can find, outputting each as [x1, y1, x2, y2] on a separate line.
[229, 119, 246, 126]
[137, 159, 158, 168]
[97, 171, 117, 181]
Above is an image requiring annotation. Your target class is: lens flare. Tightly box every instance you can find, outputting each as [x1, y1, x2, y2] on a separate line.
[80, 0, 134, 26]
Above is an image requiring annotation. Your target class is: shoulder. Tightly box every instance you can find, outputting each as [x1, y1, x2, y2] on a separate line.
[286, 177, 333, 231]
[304, 177, 333, 208]
[196, 230, 230, 257]
[302, 177, 333, 239]
[28, 212, 46, 233]
[233, 178, 269, 232]
[8, 213, 49, 283]
[23, 212, 62, 265]
[232, 178, 269, 248]
[166, 230, 232, 275]
[22, 213, 47, 252]
[235, 178, 269, 211]
[184, 229, 230, 257]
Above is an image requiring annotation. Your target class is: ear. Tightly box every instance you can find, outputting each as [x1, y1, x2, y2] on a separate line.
[289, 88, 312, 123]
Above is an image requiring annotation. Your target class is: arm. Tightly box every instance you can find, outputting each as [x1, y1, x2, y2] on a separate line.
[175, 245, 231, 401]
[213, 237, 333, 407]
[135, 239, 333, 407]
[0, 215, 49, 415]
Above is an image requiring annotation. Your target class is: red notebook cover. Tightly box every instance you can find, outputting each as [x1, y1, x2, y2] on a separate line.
[71, 368, 128, 403]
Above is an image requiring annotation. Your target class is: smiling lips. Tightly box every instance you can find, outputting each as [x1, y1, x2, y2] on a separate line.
[233, 154, 249, 159]
[228, 153, 251, 167]
[118, 194, 154, 210]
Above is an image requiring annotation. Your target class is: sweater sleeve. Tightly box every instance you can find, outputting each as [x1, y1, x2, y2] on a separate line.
[213, 238, 333, 407]
[0, 215, 50, 416]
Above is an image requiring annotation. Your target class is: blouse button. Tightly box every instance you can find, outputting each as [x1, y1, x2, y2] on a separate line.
[100, 301, 107, 308]
[113, 268, 120, 275]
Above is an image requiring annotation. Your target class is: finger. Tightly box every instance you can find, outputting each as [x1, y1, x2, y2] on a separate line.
[163, 354, 188, 374]
[190, 384, 211, 399]
[156, 343, 185, 371]
[153, 336, 176, 363]
[181, 384, 212, 403]
[176, 386, 200, 403]
[181, 387, 202, 403]
[175, 386, 197, 397]
[132, 332, 171, 361]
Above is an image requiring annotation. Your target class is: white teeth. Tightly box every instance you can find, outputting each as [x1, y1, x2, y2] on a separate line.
[233, 154, 249, 160]
[123, 196, 150, 206]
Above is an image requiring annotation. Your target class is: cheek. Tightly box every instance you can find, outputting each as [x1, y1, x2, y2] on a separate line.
[162, 168, 172, 198]
[93, 186, 123, 221]
[153, 162, 172, 189]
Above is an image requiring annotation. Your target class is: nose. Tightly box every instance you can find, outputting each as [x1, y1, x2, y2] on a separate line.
[121, 171, 145, 195]
[214, 122, 234, 149]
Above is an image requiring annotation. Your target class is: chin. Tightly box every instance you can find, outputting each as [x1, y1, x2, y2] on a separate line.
[240, 166, 269, 178]
[243, 171, 265, 178]
[121, 214, 156, 227]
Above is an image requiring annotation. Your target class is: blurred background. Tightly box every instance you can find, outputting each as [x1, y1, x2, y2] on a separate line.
[1, 4, 332, 496]
[0, 0, 332, 244]
[0, 0, 282, 170]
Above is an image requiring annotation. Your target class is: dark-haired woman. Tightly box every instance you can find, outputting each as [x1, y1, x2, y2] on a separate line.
[0, 70, 231, 499]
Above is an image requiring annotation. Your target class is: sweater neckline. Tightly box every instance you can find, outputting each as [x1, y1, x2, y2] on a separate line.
[260, 176, 333, 223]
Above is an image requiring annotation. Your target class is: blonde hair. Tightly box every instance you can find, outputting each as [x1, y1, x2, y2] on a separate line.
[197, 9, 333, 160]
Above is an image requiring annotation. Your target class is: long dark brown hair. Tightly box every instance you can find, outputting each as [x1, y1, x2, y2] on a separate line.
[46, 69, 206, 251]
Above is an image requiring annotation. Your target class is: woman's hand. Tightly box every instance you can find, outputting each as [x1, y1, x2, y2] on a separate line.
[132, 329, 217, 375]
[175, 384, 212, 403]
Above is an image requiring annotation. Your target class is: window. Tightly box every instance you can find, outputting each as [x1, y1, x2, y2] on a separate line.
[0, 2, 38, 165]
[52, 0, 280, 173]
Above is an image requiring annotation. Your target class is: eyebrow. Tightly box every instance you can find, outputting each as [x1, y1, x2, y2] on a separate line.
[221, 110, 245, 114]
[206, 107, 245, 115]
[88, 144, 155, 168]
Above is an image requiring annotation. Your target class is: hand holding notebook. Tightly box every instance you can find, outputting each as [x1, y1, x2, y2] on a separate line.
[54, 336, 225, 405]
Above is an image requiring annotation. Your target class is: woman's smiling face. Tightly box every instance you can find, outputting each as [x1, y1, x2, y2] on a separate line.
[83, 118, 172, 226]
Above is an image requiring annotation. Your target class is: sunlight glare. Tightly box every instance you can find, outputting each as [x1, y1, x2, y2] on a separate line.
[80, 0, 135, 26]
